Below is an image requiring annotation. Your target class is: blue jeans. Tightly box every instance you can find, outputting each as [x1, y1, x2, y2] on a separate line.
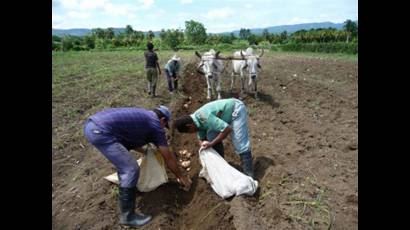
[165, 69, 178, 92]
[207, 99, 251, 155]
[83, 119, 139, 188]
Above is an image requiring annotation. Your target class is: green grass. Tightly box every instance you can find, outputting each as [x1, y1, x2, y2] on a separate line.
[259, 181, 274, 201]
[269, 50, 357, 61]
[280, 173, 333, 230]
[52, 50, 197, 154]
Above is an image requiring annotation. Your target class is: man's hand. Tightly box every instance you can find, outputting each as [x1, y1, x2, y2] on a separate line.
[200, 140, 212, 151]
[177, 176, 192, 191]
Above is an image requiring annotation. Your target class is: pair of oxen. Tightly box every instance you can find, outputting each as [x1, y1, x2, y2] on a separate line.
[195, 47, 264, 100]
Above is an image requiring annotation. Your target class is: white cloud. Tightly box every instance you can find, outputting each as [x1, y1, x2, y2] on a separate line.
[140, 0, 154, 9]
[58, 0, 79, 8]
[52, 13, 64, 23]
[102, 3, 138, 17]
[177, 12, 191, 21]
[146, 9, 165, 20]
[67, 11, 91, 19]
[246, 14, 257, 21]
[180, 0, 192, 4]
[58, 0, 140, 13]
[79, 0, 109, 10]
[203, 7, 234, 20]
[128, 14, 137, 19]
[245, 3, 253, 8]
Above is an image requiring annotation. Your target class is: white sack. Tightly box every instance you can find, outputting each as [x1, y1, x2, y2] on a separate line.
[198, 148, 258, 198]
[104, 147, 168, 192]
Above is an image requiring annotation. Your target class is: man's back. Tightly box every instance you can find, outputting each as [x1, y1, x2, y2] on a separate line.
[144, 51, 158, 68]
[165, 60, 180, 74]
[194, 99, 237, 123]
[89, 108, 167, 149]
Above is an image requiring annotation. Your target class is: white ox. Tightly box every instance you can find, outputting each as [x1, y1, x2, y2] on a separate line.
[195, 49, 224, 100]
[231, 47, 264, 99]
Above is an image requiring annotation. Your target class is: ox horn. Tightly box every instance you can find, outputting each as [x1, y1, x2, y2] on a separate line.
[240, 50, 246, 60]
[195, 51, 202, 59]
[258, 49, 264, 57]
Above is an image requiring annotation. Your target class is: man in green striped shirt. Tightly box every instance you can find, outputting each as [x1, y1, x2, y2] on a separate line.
[174, 98, 254, 178]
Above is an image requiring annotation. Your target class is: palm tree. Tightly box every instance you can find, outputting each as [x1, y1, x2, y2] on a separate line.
[147, 30, 155, 41]
[343, 19, 358, 43]
[106, 27, 115, 39]
[262, 29, 270, 42]
[92, 28, 105, 39]
[125, 25, 134, 36]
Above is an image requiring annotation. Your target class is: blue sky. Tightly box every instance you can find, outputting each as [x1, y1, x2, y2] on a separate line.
[52, 0, 358, 33]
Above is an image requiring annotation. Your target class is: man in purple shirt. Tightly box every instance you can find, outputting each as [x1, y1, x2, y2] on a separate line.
[83, 105, 191, 228]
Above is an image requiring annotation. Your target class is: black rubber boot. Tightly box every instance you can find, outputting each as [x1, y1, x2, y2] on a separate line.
[118, 187, 152, 227]
[240, 151, 254, 179]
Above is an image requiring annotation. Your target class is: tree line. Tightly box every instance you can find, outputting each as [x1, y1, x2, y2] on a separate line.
[52, 19, 358, 52]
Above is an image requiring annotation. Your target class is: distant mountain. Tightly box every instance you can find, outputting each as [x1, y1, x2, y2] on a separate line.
[52, 28, 126, 37]
[227, 21, 347, 35]
[52, 28, 91, 36]
[52, 28, 163, 37]
[52, 21, 355, 37]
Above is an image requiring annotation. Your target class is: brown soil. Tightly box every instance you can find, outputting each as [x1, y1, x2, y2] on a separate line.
[52, 53, 357, 230]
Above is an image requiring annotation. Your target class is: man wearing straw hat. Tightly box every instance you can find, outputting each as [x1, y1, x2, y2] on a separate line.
[164, 54, 181, 94]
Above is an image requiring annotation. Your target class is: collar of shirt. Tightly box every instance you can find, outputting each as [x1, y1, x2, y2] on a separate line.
[190, 113, 203, 129]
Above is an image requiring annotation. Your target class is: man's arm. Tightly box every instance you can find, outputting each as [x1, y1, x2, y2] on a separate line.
[156, 61, 162, 75]
[159, 146, 191, 190]
[174, 63, 180, 79]
[173, 71, 179, 80]
[201, 126, 232, 149]
[210, 125, 232, 146]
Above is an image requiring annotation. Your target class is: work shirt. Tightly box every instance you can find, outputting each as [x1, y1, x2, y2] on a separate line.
[164, 60, 181, 77]
[190, 99, 236, 140]
[144, 51, 158, 68]
[89, 108, 167, 150]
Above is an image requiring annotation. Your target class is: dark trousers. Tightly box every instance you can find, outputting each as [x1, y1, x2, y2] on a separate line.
[165, 69, 178, 92]
[84, 119, 139, 188]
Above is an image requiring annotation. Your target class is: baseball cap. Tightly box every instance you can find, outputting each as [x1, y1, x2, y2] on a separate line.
[156, 105, 171, 128]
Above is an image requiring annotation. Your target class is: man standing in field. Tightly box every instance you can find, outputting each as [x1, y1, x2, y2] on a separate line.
[83, 106, 192, 227]
[164, 54, 181, 94]
[174, 98, 254, 178]
[144, 42, 161, 97]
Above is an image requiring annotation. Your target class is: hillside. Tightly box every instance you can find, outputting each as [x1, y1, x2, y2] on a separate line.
[229, 21, 345, 35]
[52, 21, 354, 37]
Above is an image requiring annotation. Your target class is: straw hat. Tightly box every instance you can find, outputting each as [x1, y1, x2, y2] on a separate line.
[171, 54, 181, 61]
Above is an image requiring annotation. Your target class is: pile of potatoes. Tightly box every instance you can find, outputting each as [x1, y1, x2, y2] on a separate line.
[178, 149, 192, 171]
